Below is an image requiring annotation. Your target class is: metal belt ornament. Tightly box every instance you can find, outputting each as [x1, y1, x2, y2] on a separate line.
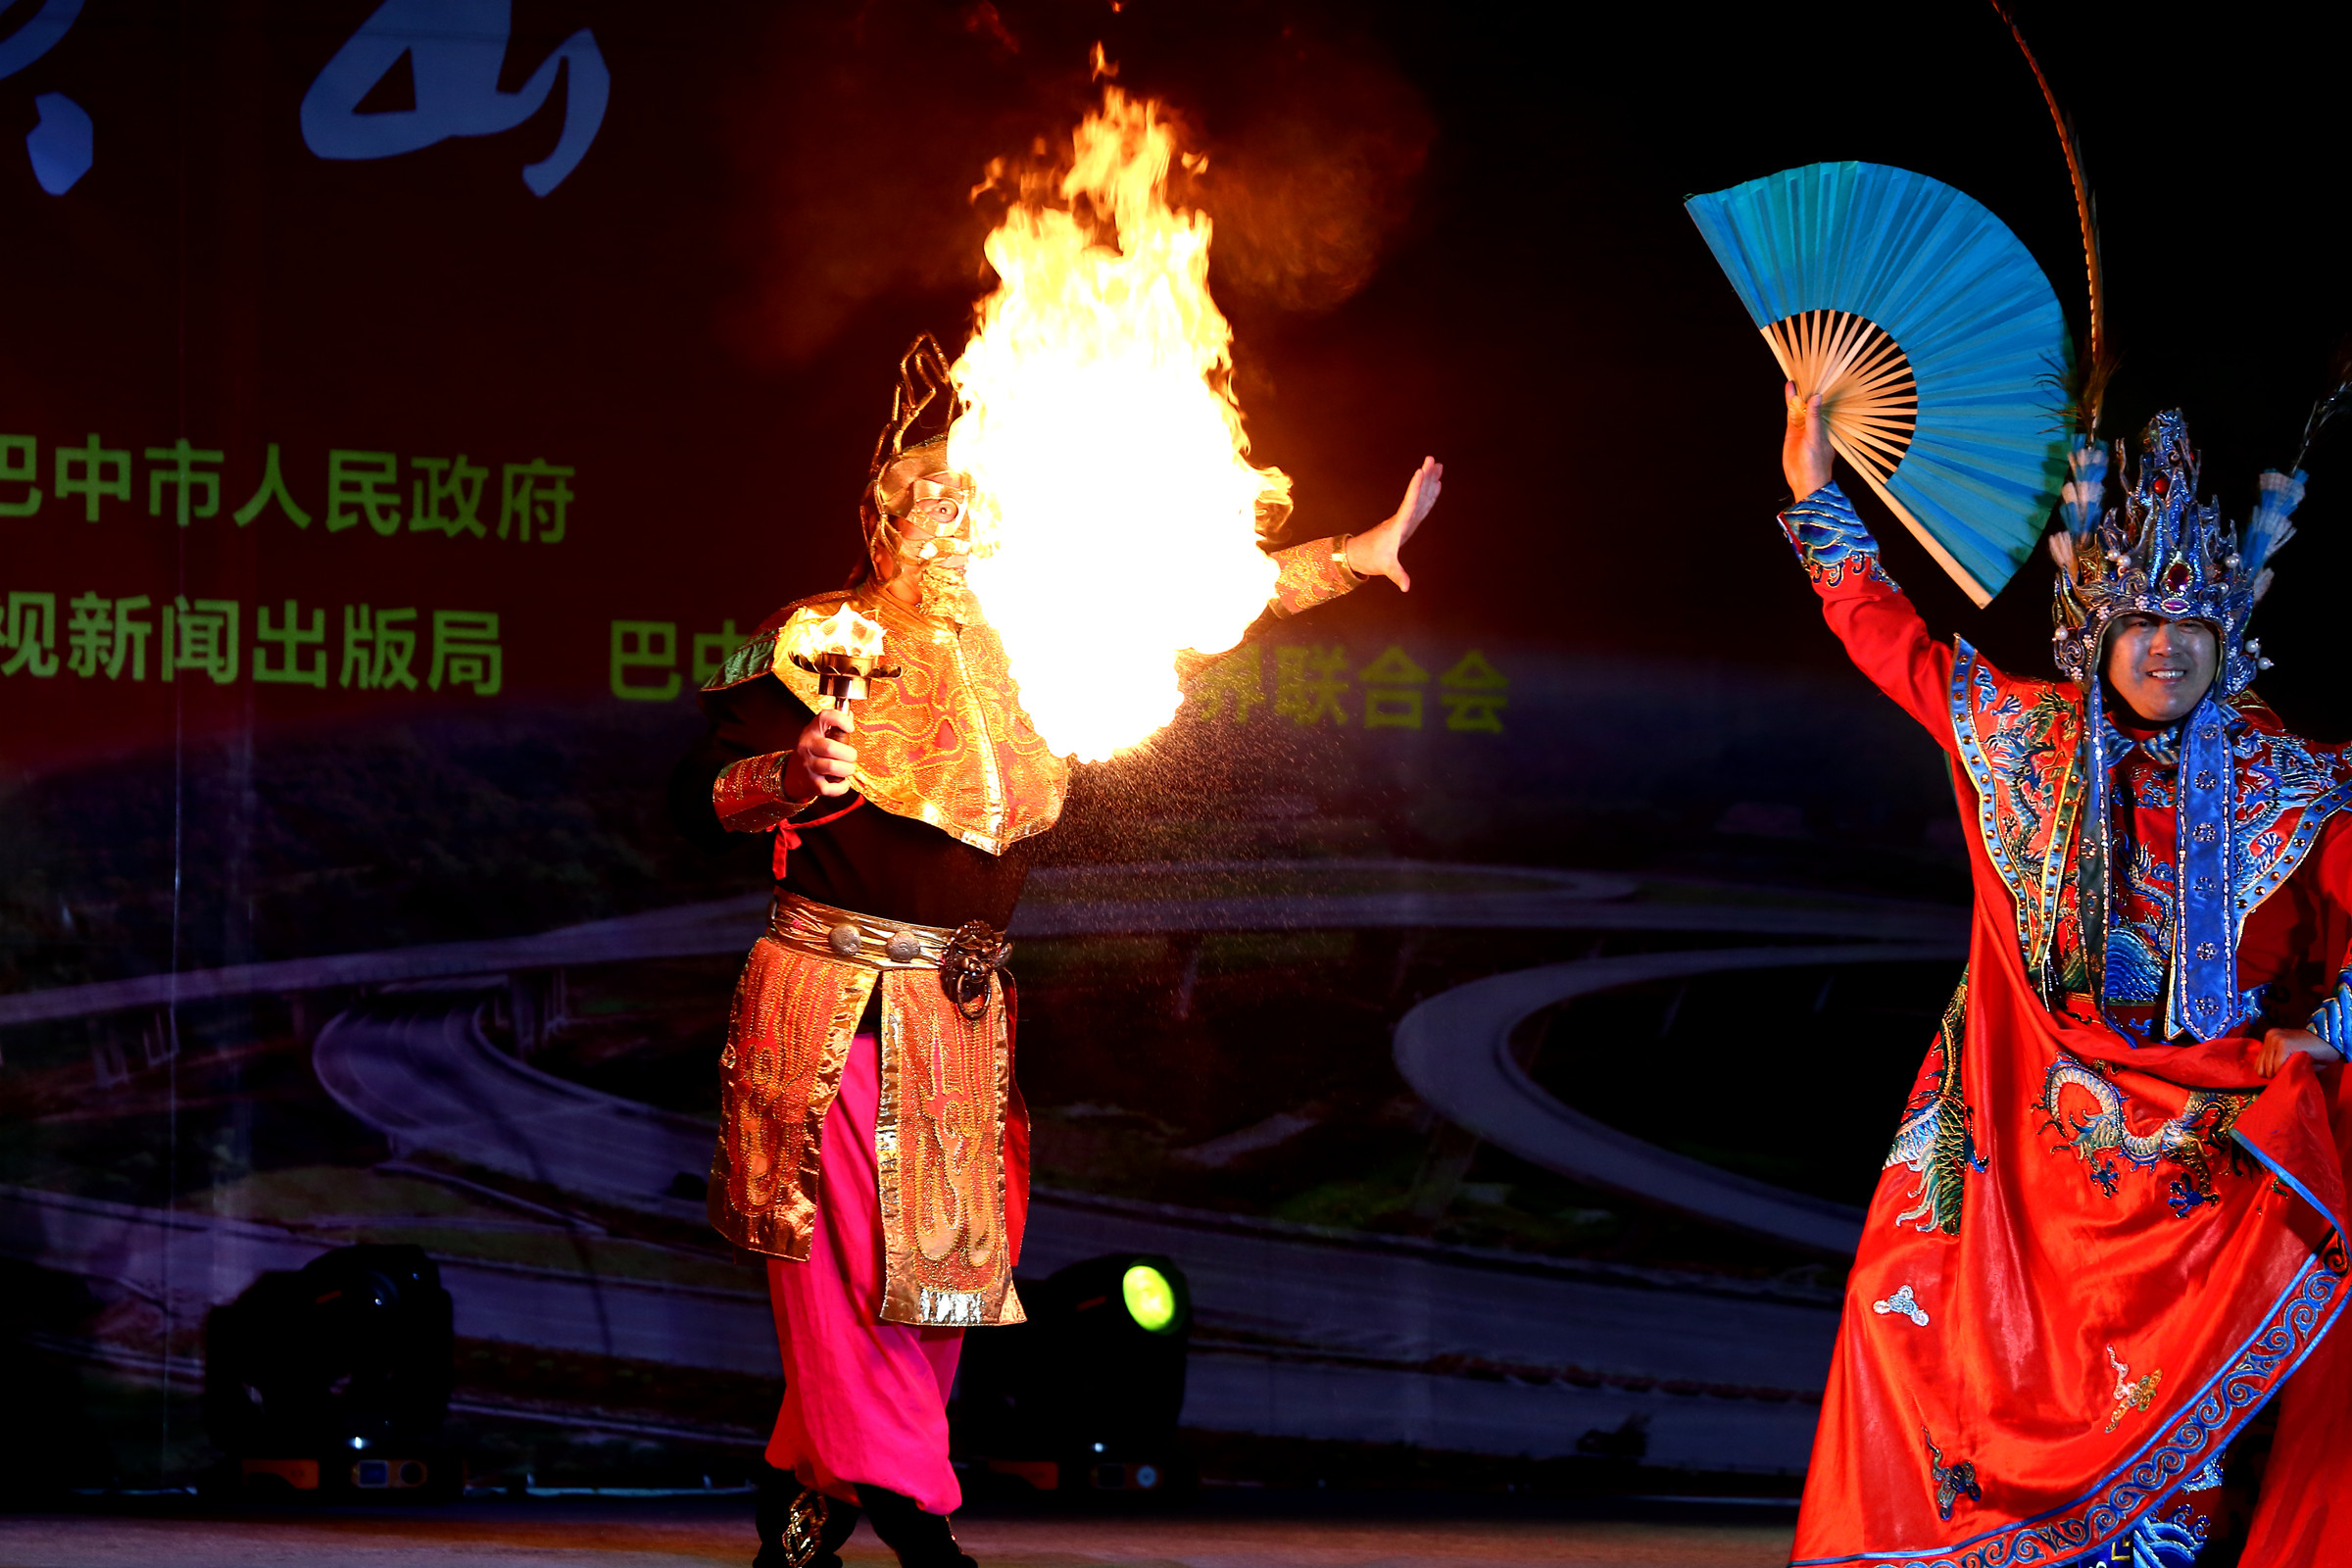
[940, 920, 1012, 1021]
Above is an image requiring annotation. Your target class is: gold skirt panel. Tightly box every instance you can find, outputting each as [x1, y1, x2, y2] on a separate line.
[707, 931, 872, 1261]
[708, 893, 1025, 1327]
[875, 966, 1018, 1326]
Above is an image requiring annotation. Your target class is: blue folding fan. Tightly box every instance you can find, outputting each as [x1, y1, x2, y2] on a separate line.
[1687, 162, 2073, 605]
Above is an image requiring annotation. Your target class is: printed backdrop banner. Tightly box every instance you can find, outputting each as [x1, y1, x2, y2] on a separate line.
[0, 1, 908, 769]
[0, 0, 1977, 1493]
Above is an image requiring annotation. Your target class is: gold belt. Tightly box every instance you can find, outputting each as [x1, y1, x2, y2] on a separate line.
[771, 893, 1012, 1022]
[770, 892, 967, 968]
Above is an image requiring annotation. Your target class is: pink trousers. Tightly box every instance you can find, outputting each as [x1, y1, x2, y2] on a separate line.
[764, 1032, 964, 1515]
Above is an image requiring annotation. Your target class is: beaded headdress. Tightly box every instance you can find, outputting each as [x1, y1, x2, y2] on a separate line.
[1980, 9, 2344, 1043]
[2048, 410, 2304, 699]
[2045, 412, 2310, 1042]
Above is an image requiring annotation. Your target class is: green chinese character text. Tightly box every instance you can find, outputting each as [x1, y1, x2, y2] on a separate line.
[612, 620, 681, 702]
[327, 450, 402, 535]
[56, 434, 129, 522]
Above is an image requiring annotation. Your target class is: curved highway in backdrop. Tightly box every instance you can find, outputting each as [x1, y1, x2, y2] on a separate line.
[1392, 943, 1965, 1255]
[0, 858, 1964, 1026]
[1, 860, 1970, 1470]
[298, 985, 1843, 1469]
[312, 1000, 718, 1223]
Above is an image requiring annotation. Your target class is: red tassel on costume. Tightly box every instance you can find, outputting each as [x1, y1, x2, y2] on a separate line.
[773, 798, 863, 878]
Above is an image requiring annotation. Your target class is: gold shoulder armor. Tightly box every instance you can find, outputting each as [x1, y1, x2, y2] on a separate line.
[702, 592, 853, 694]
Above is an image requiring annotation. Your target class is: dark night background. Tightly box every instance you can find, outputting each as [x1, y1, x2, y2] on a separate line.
[721, 0, 2352, 721]
[4, 0, 2352, 1497]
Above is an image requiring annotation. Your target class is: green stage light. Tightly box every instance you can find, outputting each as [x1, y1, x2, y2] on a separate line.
[953, 1252, 1192, 1494]
[1121, 1262, 1179, 1333]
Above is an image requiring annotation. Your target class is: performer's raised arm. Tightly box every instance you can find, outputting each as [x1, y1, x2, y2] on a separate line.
[1261, 456, 1444, 619]
[1778, 384, 1958, 753]
[1176, 458, 1444, 682]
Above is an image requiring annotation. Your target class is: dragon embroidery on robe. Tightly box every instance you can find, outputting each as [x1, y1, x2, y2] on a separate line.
[2034, 1056, 2251, 1207]
[1922, 1427, 1982, 1522]
[2100, 837, 2178, 1010]
[1885, 974, 1982, 1235]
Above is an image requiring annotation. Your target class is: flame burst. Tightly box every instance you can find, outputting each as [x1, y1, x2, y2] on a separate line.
[953, 88, 1283, 763]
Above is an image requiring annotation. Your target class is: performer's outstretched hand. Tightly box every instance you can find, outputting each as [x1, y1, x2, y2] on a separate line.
[1784, 381, 1834, 500]
[2258, 1026, 2346, 1077]
[1346, 457, 1444, 592]
[785, 708, 859, 799]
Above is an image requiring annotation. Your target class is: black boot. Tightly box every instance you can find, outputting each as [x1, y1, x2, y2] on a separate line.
[754, 1467, 859, 1568]
[856, 1484, 977, 1568]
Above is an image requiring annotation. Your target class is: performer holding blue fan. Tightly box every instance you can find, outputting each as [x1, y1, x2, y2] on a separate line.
[1688, 14, 2352, 1567]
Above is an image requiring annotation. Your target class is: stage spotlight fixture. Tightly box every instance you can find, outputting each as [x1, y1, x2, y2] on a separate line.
[202, 1244, 460, 1499]
[1121, 1262, 1179, 1333]
[951, 1251, 1193, 1495]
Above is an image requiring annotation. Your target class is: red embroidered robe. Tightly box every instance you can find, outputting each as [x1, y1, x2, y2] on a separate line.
[1781, 484, 2352, 1568]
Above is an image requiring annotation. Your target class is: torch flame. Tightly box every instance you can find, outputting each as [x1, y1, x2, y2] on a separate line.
[953, 87, 1283, 763]
[794, 603, 888, 665]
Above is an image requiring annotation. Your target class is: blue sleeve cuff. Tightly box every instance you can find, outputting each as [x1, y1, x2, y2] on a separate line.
[1778, 482, 1891, 590]
[2307, 973, 2352, 1060]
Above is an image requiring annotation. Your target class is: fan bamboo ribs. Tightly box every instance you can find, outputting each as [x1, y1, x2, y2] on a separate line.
[1766, 309, 1919, 482]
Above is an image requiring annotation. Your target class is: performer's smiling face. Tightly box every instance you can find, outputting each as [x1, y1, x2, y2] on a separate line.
[2103, 613, 2218, 724]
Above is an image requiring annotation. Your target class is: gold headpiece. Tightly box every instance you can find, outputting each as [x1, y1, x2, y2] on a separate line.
[863, 337, 972, 564]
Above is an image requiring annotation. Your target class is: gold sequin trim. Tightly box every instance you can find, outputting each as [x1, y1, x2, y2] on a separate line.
[1269, 534, 1363, 618]
[712, 752, 811, 833]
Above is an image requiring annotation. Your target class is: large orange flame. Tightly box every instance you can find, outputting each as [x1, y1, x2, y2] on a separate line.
[953, 87, 1284, 763]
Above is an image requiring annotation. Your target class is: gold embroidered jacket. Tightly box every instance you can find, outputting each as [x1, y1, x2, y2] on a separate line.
[716, 587, 1071, 855]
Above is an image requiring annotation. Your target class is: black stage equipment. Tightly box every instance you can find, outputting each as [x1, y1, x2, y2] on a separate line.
[951, 1251, 1192, 1495]
[202, 1243, 459, 1498]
